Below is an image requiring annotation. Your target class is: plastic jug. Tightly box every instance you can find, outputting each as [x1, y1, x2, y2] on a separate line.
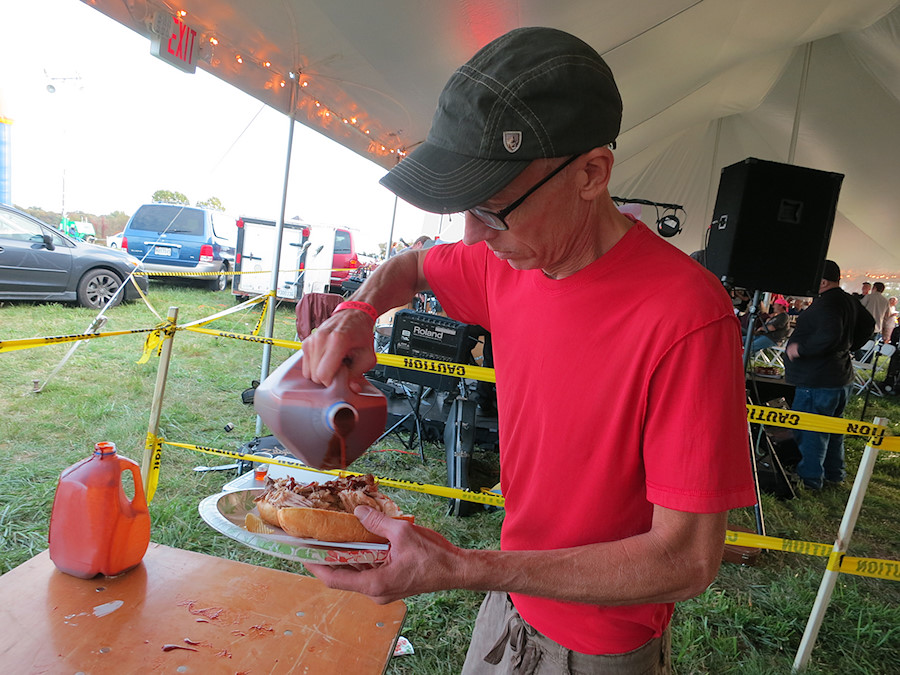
[48, 442, 151, 579]
[254, 349, 388, 469]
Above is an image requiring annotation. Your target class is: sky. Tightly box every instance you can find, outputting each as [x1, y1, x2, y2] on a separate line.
[0, 0, 456, 254]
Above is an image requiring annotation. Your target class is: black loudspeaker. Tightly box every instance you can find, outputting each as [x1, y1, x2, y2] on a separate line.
[380, 310, 477, 391]
[705, 158, 844, 297]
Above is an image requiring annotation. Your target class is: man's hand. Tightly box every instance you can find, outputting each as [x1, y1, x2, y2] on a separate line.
[786, 342, 800, 360]
[299, 310, 378, 386]
[304, 506, 463, 604]
[300, 249, 431, 386]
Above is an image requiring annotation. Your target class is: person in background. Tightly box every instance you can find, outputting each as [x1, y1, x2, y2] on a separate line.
[861, 281, 872, 297]
[410, 235, 435, 251]
[860, 281, 891, 341]
[299, 26, 756, 673]
[883, 296, 898, 345]
[784, 260, 874, 490]
[750, 298, 790, 354]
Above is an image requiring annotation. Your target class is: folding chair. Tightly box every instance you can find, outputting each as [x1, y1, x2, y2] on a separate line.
[751, 345, 786, 370]
[853, 341, 896, 396]
[851, 340, 877, 390]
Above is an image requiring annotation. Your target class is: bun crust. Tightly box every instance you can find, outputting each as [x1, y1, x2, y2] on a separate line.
[256, 499, 282, 528]
[277, 506, 388, 543]
[252, 475, 413, 544]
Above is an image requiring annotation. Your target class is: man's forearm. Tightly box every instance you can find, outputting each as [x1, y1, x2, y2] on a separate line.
[349, 250, 431, 316]
[455, 509, 727, 607]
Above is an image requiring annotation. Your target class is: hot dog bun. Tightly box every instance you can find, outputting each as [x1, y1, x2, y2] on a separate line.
[252, 474, 412, 543]
[277, 506, 413, 544]
[255, 499, 282, 529]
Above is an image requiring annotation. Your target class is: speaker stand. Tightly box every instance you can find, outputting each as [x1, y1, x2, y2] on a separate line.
[743, 289, 768, 537]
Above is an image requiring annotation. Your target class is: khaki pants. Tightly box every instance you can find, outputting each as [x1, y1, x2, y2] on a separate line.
[461, 592, 672, 675]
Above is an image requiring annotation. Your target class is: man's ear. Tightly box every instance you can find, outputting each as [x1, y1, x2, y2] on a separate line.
[575, 147, 615, 200]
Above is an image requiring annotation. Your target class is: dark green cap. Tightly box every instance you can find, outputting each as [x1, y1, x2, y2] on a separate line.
[380, 27, 622, 214]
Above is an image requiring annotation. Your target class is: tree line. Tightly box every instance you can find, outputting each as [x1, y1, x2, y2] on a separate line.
[15, 190, 225, 242]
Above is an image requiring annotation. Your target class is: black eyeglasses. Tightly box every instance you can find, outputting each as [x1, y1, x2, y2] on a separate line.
[468, 154, 581, 231]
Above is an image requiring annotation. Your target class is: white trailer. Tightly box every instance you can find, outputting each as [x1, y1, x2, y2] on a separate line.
[232, 217, 334, 302]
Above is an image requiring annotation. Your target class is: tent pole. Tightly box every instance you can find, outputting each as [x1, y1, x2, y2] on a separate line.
[386, 193, 399, 259]
[255, 112, 296, 436]
[705, 117, 724, 225]
[788, 42, 812, 165]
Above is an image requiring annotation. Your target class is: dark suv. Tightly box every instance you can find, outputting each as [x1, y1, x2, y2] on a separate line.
[123, 204, 237, 290]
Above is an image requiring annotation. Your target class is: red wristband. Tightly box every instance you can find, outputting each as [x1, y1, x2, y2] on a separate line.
[333, 300, 378, 323]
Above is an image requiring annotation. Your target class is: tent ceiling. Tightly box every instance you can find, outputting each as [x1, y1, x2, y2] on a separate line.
[86, 0, 900, 280]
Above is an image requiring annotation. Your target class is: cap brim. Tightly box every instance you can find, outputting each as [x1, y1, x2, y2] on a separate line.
[379, 142, 529, 214]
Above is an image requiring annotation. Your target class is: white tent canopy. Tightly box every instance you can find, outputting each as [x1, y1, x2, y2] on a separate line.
[88, 0, 900, 281]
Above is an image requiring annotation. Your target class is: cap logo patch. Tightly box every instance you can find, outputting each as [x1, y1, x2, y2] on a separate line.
[502, 131, 522, 153]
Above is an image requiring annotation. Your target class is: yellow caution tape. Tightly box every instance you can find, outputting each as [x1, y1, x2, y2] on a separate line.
[840, 555, 900, 581]
[128, 274, 163, 321]
[374, 352, 496, 384]
[133, 266, 358, 277]
[185, 326, 302, 350]
[0, 328, 157, 354]
[162, 440, 506, 507]
[726, 529, 834, 558]
[747, 405, 888, 437]
[826, 550, 844, 572]
[152, 440, 900, 581]
[138, 319, 177, 364]
[180, 294, 269, 330]
[144, 431, 163, 503]
[747, 405, 900, 452]
[251, 292, 274, 336]
[725, 529, 900, 582]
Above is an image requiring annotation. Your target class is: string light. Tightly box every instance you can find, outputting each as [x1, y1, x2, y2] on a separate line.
[159, 3, 407, 159]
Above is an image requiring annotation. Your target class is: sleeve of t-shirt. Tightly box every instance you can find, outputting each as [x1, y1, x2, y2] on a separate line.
[643, 315, 758, 513]
[423, 241, 492, 330]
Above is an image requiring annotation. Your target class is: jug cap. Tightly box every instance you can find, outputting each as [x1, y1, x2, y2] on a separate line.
[93, 441, 117, 456]
[326, 401, 358, 435]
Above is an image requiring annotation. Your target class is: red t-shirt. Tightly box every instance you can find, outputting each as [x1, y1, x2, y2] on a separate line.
[424, 221, 756, 654]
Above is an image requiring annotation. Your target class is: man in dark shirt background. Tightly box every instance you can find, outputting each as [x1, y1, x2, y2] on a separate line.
[784, 260, 874, 490]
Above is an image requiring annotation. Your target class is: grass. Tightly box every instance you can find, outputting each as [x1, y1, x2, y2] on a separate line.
[2, 284, 900, 673]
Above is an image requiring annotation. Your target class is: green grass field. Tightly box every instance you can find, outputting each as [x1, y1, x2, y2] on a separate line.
[2, 283, 899, 674]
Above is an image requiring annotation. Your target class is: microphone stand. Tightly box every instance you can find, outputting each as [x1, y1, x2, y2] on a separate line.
[743, 289, 767, 537]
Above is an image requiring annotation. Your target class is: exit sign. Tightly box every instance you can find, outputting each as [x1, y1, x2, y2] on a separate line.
[150, 12, 199, 74]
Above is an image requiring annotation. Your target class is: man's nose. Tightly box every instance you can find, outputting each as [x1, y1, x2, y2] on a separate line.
[463, 212, 495, 246]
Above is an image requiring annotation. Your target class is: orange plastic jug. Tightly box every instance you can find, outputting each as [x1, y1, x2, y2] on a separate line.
[48, 442, 151, 579]
[254, 350, 388, 469]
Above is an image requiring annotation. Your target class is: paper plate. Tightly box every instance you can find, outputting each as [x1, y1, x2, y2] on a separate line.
[199, 489, 389, 566]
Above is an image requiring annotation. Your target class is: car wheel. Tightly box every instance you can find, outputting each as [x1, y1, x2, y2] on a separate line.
[77, 269, 124, 309]
[207, 266, 228, 291]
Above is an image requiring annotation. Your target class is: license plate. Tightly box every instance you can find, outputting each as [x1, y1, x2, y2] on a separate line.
[154, 246, 172, 257]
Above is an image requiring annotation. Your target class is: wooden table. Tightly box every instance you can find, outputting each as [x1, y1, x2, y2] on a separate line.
[0, 543, 406, 673]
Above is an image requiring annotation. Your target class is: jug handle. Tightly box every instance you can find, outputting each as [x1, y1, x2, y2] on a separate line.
[329, 363, 358, 395]
[118, 456, 149, 510]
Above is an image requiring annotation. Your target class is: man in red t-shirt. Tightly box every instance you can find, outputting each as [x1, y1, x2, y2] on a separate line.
[300, 27, 756, 673]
